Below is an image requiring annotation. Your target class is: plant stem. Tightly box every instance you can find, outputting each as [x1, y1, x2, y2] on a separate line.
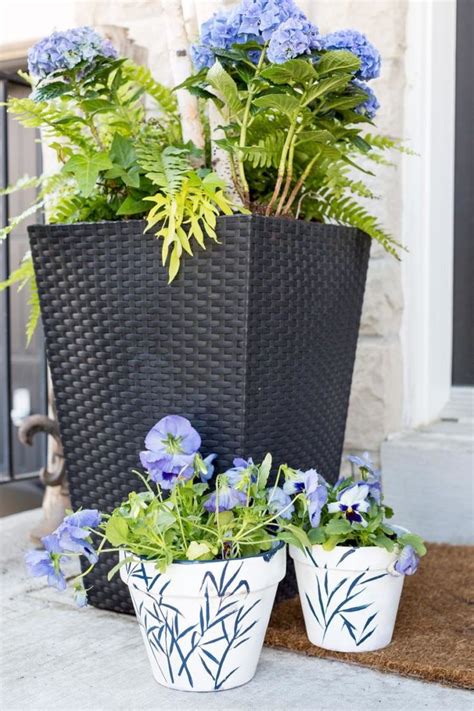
[275, 131, 298, 215]
[282, 152, 319, 216]
[265, 117, 298, 216]
[237, 47, 267, 205]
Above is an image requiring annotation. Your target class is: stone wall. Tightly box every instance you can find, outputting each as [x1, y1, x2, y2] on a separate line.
[75, 0, 408, 471]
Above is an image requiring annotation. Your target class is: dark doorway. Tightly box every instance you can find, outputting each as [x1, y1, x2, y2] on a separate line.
[452, 0, 474, 385]
[0, 75, 47, 484]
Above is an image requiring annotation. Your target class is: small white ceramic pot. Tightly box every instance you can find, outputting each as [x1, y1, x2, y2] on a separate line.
[290, 544, 404, 652]
[120, 544, 286, 692]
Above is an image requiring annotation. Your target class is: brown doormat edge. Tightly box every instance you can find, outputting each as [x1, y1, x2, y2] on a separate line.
[265, 543, 474, 690]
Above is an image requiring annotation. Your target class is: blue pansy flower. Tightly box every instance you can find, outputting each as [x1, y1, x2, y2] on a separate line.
[321, 29, 381, 80]
[394, 545, 419, 575]
[204, 484, 247, 512]
[140, 415, 201, 489]
[55, 509, 101, 563]
[24, 534, 66, 591]
[283, 467, 327, 496]
[224, 457, 256, 488]
[266, 486, 294, 519]
[327, 482, 370, 525]
[199, 453, 218, 482]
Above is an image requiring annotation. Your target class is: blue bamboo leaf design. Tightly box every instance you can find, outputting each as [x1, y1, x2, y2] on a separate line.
[324, 568, 329, 597]
[362, 573, 387, 584]
[340, 603, 372, 614]
[215, 667, 239, 690]
[340, 615, 358, 644]
[337, 549, 357, 566]
[356, 627, 377, 646]
[201, 647, 220, 665]
[361, 612, 378, 634]
[316, 574, 327, 625]
[326, 577, 349, 607]
[305, 592, 323, 628]
[199, 654, 216, 681]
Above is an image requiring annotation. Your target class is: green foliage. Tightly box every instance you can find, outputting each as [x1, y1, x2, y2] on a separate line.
[0, 254, 39, 344]
[282, 460, 426, 560]
[187, 47, 411, 256]
[139, 145, 240, 281]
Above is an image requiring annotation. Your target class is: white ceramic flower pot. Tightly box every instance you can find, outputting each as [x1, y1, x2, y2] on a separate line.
[290, 544, 404, 652]
[119, 545, 286, 691]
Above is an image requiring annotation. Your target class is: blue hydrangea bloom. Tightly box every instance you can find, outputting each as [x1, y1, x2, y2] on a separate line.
[140, 415, 201, 488]
[267, 486, 294, 519]
[191, 0, 320, 70]
[204, 484, 247, 512]
[394, 545, 419, 575]
[321, 29, 381, 80]
[352, 79, 379, 119]
[28, 26, 117, 79]
[24, 534, 66, 591]
[267, 16, 321, 64]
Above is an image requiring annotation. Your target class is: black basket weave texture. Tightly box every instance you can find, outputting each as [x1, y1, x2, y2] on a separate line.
[29, 215, 370, 612]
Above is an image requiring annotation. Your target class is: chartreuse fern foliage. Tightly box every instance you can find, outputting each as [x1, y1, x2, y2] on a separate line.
[185, 44, 413, 258]
[137, 144, 240, 281]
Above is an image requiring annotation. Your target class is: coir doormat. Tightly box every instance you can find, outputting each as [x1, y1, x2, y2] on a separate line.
[265, 543, 474, 689]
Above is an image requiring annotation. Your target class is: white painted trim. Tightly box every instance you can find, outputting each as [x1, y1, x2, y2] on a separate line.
[400, 0, 457, 428]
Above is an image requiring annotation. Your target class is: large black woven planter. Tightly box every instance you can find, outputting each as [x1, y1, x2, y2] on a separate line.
[29, 215, 370, 613]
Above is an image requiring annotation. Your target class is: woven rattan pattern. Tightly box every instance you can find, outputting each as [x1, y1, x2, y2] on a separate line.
[29, 216, 369, 612]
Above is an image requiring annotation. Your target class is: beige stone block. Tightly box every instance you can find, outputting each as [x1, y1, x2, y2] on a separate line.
[344, 337, 403, 451]
[360, 257, 403, 336]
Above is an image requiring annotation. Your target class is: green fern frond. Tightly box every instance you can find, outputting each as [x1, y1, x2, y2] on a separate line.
[0, 201, 44, 241]
[136, 145, 190, 195]
[363, 133, 416, 156]
[0, 254, 41, 344]
[312, 188, 403, 258]
[241, 130, 286, 168]
[121, 62, 178, 117]
[0, 174, 41, 197]
[7, 97, 91, 151]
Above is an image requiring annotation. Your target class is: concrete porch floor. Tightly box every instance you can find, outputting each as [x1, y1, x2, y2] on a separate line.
[0, 509, 472, 711]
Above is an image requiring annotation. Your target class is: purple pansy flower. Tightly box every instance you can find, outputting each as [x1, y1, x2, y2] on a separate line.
[327, 482, 370, 525]
[394, 545, 419, 575]
[266, 486, 294, 520]
[199, 453, 218, 482]
[321, 29, 381, 81]
[224, 457, 255, 488]
[283, 467, 327, 496]
[303, 469, 328, 527]
[347, 451, 382, 504]
[24, 534, 66, 591]
[140, 415, 201, 489]
[28, 27, 117, 79]
[204, 484, 247, 512]
[55, 509, 101, 563]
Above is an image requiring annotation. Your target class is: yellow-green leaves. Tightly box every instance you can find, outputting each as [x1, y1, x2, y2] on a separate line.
[186, 541, 218, 561]
[0, 253, 39, 345]
[143, 153, 241, 283]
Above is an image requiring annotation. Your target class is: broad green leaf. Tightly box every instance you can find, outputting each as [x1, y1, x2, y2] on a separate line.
[257, 453, 272, 489]
[317, 50, 361, 77]
[307, 527, 326, 545]
[32, 81, 71, 102]
[260, 58, 317, 85]
[303, 75, 352, 105]
[110, 134, 136, 168]
[207, 60, 243, 118]
[186, 541, 216, 561]
[253, 92, 300, 117]
[325, 517, 352, 535]
[399, 533, 427, 556]
[105, 516, 129, 546]
[62, 152, 113, 196]
[373, 531, 395, 551]
[117, 194, 148, 215]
